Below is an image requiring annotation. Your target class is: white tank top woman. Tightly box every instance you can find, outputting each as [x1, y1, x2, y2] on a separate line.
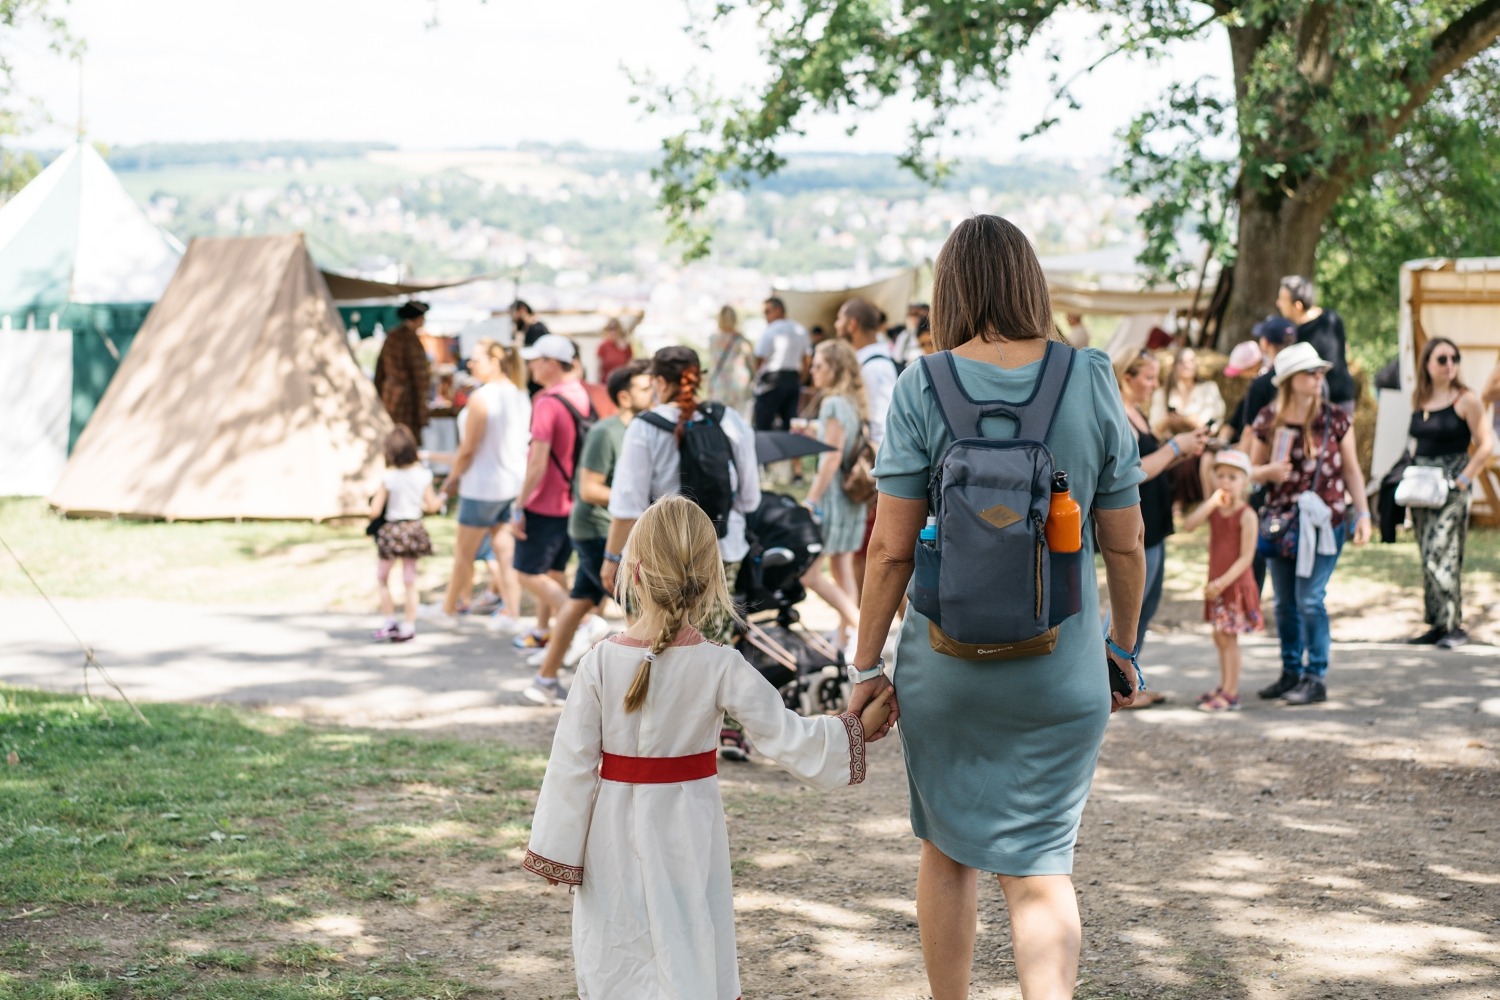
[458, 380, 530, 502]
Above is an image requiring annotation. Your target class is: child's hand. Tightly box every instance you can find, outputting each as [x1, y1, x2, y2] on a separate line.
[1204, 578, 1224, 601]
[1212, 488, 1232, 508]
[859, 686, 894, 734]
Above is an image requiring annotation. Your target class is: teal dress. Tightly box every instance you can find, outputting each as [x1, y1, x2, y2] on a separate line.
[874, 347, 1143, 875]
[817, 394, 868, 554]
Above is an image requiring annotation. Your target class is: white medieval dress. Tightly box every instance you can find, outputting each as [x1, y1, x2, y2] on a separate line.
[524, 630, 868, 1000]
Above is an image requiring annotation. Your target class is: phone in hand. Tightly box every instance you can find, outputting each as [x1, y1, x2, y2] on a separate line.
[1108, 658, 1134, 699]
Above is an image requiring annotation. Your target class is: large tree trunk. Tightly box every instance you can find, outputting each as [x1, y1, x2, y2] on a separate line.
[1215, 187, 1329, 352]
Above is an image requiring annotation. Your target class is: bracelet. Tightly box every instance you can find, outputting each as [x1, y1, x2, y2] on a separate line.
[1106, 634, 1147, 690]
[1353, 511, 1370, 521]
[603, 550, 623, 564]
[1168, 439, 1183, 457]
[1456, 473, 1471, 489]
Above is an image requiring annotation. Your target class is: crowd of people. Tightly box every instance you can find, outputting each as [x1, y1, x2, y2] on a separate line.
[362, 227, 1494, 1000]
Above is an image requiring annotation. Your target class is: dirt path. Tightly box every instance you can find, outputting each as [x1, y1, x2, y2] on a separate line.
[7, 592, 1499, 999]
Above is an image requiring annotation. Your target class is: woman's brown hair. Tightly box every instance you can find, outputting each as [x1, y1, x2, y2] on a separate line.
[650, 346, 703, 442]
[474, 337, 524, 388]
[813, 339, 869, 424]
[930, 215, 1053, 350]
[384, 424, 420, 468]
[1412, 336, 1468, 410]
[619, 497, 740, 713]
[1271, 374, 1329, 458]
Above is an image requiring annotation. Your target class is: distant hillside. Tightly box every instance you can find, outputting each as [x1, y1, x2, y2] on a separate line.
[105, 141, 398, 171]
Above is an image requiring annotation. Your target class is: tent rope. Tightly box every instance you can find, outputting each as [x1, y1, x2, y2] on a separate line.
[0, 532, 150, 726]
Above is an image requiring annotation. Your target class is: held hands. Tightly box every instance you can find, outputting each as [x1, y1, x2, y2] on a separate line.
[858, 687, 894, 734]
[848, 675, 899, 741]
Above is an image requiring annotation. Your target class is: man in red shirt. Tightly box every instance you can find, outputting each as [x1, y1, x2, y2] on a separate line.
[512, 334, 596, 652]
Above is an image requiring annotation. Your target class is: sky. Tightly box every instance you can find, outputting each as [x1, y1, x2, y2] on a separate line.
[8, 0, 1229, 162]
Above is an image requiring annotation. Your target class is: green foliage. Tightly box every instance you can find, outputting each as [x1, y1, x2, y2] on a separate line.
[1318, 51, 1500, 369]
[104, 141, 399, 172]
[0, 0, 79, 196]
[650, 1, 1500, 274]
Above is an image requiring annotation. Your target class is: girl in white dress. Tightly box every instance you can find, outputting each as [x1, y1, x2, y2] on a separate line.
[525, 496, 891, 1000]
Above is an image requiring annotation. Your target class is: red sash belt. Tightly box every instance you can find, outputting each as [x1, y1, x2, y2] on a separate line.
[600, 750, 718, 784]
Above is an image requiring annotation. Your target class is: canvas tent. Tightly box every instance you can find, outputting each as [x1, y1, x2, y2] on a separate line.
[0, 141, 182, 492]
[772, 267, 923, 335]
[1383, 257, 1500, 525]
[49, 234, 392, 521]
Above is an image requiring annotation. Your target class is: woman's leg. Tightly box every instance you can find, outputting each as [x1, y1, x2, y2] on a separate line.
[1412, 503, 1440, 628]
[917, 840, 979, 1000]
[376, 558, 395, 618]
[1266, 554, 1303, 676]
[490, 524, 523, 618]
[800, 553, 859, 638]
[1135, 541, 1166, 654]
[830, 551, 860, 606]
[444, 524, 487, 615]
[400, 558, 420, 624]
[997, 873, 1082, 1000]
[1425, 490, 1468, 632]
[1295, 530, 1345, 680]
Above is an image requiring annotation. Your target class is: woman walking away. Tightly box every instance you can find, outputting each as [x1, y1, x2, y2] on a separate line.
[849, 215, 1149, 1000]
[525, 496, 890, 1000]
[1248, 342, 1373, 705]
[1180, 450, 1263, 712]
[439, 339, 530, 632]
[371, 425, 441, 642]
[1112, 348, 1209, 704]
[1406, 336, 1493, 648]
[801, 339, 868, 651]
[707, 304, 758, 420]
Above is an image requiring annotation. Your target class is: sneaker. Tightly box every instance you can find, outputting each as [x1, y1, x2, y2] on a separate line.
[418, 603, 461, 627]
[1280, 677, 1327, 705]
[522, 677, 567, 705]
[487, 613, 525, 635]
[1408, 626, 1444, 645]
[372, 621, 400, 641]
[1436, 628, 1469, 650]
[513, 629, 550, 650]
[525, 648, 547, 669]
[391, 625, 416, 644]
[1258, 672, 1301, 700]
[470, 591, 504, 615]
[565, 616, 613, 666]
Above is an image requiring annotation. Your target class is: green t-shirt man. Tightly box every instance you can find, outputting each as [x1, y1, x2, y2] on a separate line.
[568, 415, 627, 541]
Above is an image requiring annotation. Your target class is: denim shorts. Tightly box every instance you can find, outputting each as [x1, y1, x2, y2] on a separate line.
[514, 511, 573, 576]
[457, 497, 512, 528]
[569, 536, 608, 603]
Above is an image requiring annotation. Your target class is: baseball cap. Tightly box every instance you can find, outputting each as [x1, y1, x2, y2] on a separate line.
[1223, 340, 1263, 377]
[1213, 449, 1253, 478]
[520, 334, 576, 363]
[1252, 315, 1295, 345]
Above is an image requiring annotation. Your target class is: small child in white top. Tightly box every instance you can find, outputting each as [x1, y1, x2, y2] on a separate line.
[370, 425, 441, 642]
[525, 496, 890, 1000]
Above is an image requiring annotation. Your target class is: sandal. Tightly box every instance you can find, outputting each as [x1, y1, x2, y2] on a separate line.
[1197, 693, 1241, 712]
[1197, 687, 1224, 705]
[1121, 689, 1168, 710]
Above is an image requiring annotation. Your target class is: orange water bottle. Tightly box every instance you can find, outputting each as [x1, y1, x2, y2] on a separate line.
[1045, 470, 1081, 553]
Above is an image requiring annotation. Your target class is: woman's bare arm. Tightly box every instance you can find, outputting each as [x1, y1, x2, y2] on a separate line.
[1095, 504, 1146, 705]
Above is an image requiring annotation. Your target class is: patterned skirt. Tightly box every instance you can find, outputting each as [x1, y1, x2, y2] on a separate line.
[376, 519, 434, 560]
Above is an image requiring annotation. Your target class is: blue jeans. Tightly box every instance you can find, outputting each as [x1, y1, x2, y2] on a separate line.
[1266, 524, 1347, 679]
[1103, 540, 1165, 655]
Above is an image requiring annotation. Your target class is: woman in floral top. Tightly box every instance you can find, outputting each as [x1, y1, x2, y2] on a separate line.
[1248, 343, 1372, 707]
[706, 305, 758, 421]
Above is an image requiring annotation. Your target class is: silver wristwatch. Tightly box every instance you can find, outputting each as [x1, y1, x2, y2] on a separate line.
[846, 657, 885, 684]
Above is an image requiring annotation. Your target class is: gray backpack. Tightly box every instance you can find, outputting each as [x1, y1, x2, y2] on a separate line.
[908, 343, 1079, 660]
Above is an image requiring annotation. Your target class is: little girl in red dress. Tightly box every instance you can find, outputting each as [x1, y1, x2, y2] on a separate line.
[1181, 450, 1264, 711]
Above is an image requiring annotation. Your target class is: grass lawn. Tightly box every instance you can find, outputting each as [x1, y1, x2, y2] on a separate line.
[0, 686, 545, 998]
[0, 499, 456, 610]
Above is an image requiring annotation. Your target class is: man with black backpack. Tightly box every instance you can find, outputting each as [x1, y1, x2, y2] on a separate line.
[601, 346, 761, 636]
[512, 334, 598, 664]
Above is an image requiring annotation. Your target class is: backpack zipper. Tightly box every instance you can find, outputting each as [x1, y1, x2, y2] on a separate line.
[1033, 514, 1045, 620]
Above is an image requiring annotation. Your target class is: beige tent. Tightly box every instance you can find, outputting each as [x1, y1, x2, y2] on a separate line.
[49, 234, 392, 521]
[772, 268, 923, 334]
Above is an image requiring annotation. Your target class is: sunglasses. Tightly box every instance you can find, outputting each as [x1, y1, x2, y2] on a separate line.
[1433, 353, 1461, 365]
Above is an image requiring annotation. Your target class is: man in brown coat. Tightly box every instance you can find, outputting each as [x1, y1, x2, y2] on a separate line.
[374, 301, 432, 434]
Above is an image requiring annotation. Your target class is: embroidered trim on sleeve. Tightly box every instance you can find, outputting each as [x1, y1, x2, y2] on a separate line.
[524, 849, 583, 886]
[839, 712, 867, 785]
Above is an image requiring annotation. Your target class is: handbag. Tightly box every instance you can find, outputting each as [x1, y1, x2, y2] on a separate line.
[840, 424, 878, 505]
[1394, 464, 1450, 509]
[365, 503, 387, 537]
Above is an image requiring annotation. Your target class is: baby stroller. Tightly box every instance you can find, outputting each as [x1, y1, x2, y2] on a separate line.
[730, 493, 849, 719]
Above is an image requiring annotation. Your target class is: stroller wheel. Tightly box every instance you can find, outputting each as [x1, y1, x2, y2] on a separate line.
[812, 666, 848, 715]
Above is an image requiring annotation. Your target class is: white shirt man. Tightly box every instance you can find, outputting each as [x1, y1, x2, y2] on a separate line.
[837, 298, 897, 448]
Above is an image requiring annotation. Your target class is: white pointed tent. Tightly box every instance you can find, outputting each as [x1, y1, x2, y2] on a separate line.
[0, 142, 183, 495]
[48, 234, 392, 521]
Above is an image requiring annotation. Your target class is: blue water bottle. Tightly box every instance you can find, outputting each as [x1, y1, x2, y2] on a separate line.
[912, 515, 940, 618]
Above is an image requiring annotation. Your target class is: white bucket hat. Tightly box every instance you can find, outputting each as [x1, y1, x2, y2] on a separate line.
[1271, 341, 1330, 387]
[1213, 449, 1253, 478]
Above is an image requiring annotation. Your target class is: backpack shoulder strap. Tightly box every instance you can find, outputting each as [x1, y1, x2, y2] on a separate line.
[920, 343, 1076, 443]
[638, 411, 675, 434]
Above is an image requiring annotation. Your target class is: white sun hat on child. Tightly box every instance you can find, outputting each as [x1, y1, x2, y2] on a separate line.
[1213, 449, 1253, 478]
